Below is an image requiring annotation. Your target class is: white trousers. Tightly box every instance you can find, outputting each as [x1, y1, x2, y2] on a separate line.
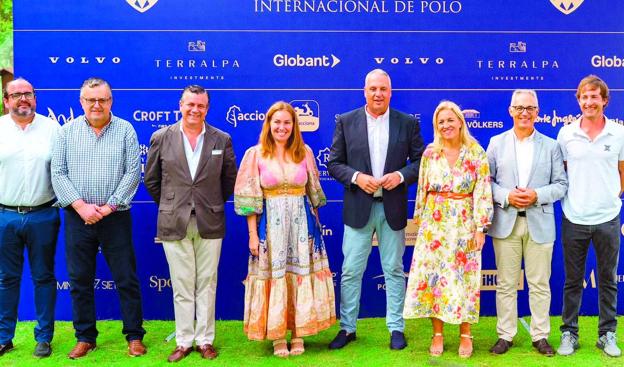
[493, 216, 553, 342]
[162, 216, 222, 347]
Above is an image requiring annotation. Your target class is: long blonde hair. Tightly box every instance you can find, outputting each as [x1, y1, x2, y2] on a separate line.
[258, 101, 306, 163]
[430, 100, 477, 153]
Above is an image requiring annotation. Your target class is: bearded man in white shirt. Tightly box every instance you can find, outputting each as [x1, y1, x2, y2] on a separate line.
[0, 78, 60, 358]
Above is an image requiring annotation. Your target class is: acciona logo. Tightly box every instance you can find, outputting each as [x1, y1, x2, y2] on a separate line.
[225, 105, 266, 128]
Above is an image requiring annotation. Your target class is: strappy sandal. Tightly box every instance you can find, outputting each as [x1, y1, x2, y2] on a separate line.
[429, 333, 444, 357]
[273, 339, 289, 358]
[459, 334, 473, 358]
[290, 338, 305, 356]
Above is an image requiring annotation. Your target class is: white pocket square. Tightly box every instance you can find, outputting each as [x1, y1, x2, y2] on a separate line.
[212, 149, 223, 155]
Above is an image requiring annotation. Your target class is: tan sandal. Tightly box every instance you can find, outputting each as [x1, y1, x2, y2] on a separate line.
[459, 334, 473, 358]
[273, 339, 289, 358]
[290, 338, 305, 356]
[429, 333, 444, 357]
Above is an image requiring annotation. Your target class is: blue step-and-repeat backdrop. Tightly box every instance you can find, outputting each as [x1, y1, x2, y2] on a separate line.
[12, 0, 624, 321]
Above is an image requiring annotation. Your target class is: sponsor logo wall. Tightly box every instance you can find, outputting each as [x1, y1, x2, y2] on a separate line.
[13, 1, 624, 320]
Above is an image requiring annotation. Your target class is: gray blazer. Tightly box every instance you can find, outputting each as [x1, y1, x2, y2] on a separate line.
[144, 121, 237, 240]
[486, 129, 567, 244]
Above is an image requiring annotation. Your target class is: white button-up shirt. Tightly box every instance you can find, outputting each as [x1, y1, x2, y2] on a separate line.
[0, 113, 60, 206]
[366, 106, 389, 197]
[514, 129, 535, 189]
[181, 123, 206, 181]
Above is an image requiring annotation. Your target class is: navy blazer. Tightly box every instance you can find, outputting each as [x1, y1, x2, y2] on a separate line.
[327, 107, 425, 231]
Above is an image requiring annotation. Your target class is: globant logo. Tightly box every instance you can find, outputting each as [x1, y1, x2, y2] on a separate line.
[591, 55, 624, 68]
[225, 105, 266, 128]
[274, 54, 340, 68]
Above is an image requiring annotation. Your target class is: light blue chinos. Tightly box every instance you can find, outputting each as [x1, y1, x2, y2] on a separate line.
[339, 201, 405, 333]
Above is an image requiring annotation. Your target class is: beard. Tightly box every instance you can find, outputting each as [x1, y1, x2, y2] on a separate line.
[11, 104, 35, 117]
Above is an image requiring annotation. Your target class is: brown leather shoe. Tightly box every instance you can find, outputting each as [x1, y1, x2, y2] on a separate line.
[68, 342, 96, 359]
[489, 338, 512, 355]
[167, 346, 193, 362]
[532, 338, 554, 357]
[196, 344, 218, 359]
[128, 339, 147, 357]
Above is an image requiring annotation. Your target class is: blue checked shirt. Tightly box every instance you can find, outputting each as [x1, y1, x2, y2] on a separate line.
[51, 113, 140, 211]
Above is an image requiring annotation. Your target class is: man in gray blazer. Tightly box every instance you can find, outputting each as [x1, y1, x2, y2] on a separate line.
[486, 89, 567, 356]
[144, 85, 237, 362]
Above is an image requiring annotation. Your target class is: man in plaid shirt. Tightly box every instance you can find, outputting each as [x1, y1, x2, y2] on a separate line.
[51, 77, 146, 359]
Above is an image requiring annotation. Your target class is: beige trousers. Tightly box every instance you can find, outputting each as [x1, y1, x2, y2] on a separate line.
[162, 216, 222, 348]
[493, 216, 553, 342]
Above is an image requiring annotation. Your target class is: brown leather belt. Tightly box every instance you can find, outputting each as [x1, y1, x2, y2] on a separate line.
[427, 192, 472, 200]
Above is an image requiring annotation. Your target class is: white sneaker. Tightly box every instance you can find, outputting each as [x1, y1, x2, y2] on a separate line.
[557, 331, 579, 356]
[597, 332, 621, 357]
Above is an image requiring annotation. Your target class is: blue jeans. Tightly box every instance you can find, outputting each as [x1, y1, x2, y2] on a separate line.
[64, 208, 145, 343]
[339, 202, 406, 333]
[0, 207, 59, 344]
[560, 214, 620, 337]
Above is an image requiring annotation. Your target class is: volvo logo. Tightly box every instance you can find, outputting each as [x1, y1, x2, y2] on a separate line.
[49, 56, 121, 64]
[374, 57, 444, 65]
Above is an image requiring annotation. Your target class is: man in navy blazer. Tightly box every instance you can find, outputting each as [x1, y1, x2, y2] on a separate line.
[327, 69, 424, 350]
[486, 89, 567, 356]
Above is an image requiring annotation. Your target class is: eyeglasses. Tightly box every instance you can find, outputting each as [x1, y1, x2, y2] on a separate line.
[511, 105, 538, 113]
[6, 92, 35, 100]
[81, 97, 112, 106]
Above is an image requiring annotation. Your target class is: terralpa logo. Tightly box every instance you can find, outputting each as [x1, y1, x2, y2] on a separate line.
[126, 0, 159, 13]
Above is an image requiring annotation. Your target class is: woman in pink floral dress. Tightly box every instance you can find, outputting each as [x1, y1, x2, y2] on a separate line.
[403, 101, 493, 358]
[234, 101, 335, 357]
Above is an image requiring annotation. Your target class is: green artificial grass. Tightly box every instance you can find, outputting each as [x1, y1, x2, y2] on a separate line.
[2, 317, 624, 366]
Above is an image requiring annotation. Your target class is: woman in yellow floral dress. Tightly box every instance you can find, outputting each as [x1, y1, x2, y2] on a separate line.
[403, 101, 493, 358]
[234, 101, 335, 357]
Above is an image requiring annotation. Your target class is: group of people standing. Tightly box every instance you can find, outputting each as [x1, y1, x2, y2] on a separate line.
[0, 69, 621, 362]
